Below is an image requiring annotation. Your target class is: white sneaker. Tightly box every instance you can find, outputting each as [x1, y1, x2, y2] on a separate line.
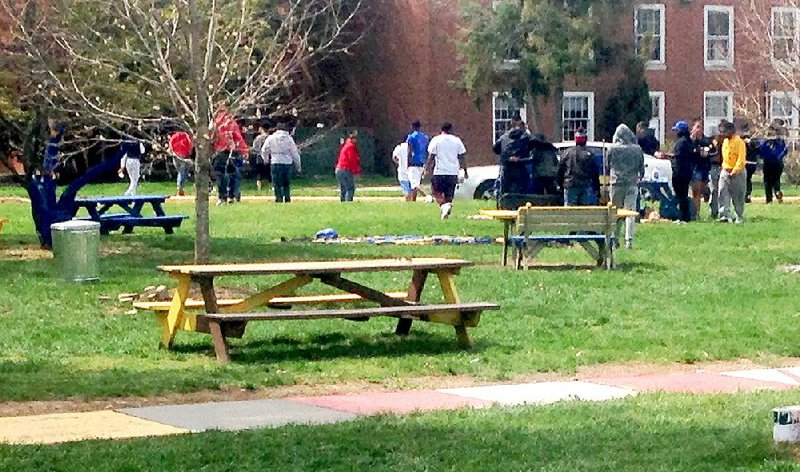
[425, 195, 434, 203]
[440, 203, 452, 219]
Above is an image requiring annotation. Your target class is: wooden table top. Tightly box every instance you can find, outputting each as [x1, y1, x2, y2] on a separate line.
[479, 208, 639, 220]
[158, 258, 474, 277]
[75, 195, 169, 204]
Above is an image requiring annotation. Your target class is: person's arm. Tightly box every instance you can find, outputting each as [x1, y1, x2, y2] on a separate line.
[492, 138, 502, 156]
[423, 153, 436, 177]
[731, 139, 747, 174]
[406, 136, 414, 163]
[291, 140, 301, 173]
[260, 136, 271, 164]
[637, 151, 645, 180]
[458, 153, 468, 180]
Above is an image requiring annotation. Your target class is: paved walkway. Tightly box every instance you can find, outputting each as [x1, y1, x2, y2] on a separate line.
[2, 364, 799, 445]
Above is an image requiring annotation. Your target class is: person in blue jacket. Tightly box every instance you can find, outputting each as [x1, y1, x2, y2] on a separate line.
[760, 122, 789, 204]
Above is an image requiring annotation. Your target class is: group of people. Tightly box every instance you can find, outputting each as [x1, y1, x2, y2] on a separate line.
[392, 120, 469, 219]
[655, 118, 788, 224]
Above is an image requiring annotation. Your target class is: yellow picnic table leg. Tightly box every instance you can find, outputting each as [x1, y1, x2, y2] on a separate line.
[436, 271, 474, 348]
[159, 275, 191, 349]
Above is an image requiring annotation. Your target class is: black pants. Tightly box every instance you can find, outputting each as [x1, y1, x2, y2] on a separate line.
[763, 160, 784, 203]
[745, 164, 757, 197]
[500, 163, 529, 195]
[271, 164, 293, 202]
[431, 175, 458, 204]
[672, 173, 692, 222]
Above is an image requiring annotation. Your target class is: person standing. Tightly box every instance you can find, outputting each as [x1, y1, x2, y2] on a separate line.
[261, 122, 301, 203]
[493, 115, 531, 195]
[760, 123, 788, 204]
[742, 125, 760, 203]
[392, 140, 411, 197]
[405, 120, 430, 201]
[530, 133, 560, 195]
[335, 132, 361, 202]
[636, 121, 660, 155]
[168, 131, 193, 196]
[119, 137, 146, 196]
[251, 125, 271, 193]
[211, 109, 249, 205]
[607, 124, 644, 249]
[655, 121, 694, 222]
[717, 120, 748, 223]
[558, 129, 599, 206]
[690, 120, 716, 219]
[425, 122, 468, 219]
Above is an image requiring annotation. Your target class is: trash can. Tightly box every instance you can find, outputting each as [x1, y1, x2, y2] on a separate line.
[51, 220, 101, 282]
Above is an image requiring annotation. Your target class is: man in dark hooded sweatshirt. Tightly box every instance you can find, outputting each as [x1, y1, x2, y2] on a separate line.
[493, 116, 531, 195]
[530, 133, 560, 195]
[656, 120, 694, 222]
[558, 129, 599, 206]
[607, 124, 644, 248]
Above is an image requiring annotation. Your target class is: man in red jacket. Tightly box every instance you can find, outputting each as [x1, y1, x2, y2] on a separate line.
[212, 109, 249, 204]
[335, 132, 361, 202]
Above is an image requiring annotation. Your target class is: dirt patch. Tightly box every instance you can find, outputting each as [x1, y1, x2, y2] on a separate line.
[2, 357, 799, 418]
[0, 245, 52, 261]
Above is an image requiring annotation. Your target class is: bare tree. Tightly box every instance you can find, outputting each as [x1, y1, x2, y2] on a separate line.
[1, 0, 365, 261]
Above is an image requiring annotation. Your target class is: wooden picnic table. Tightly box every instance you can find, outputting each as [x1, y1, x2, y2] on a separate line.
[155, 258, 497, 361]
[479, 208, 639, 266]
[73, 195, 188, 234]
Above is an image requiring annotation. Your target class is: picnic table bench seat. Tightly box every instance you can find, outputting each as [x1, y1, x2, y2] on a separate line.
[99, 214, 188, 234]
[510, 205, 617, 270]
[200, 302, 500, 363]
[133, 291, 409, 311]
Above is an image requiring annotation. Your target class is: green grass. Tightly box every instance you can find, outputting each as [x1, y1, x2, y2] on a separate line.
[1, 187, 800, 401]
[3, 391, 800, 471]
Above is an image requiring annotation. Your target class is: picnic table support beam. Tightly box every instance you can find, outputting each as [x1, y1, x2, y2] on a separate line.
[160, 275, 191, 348]
[318, 274, 410, 308]
[577, 241, 602, 266]
[207, 319, 231, 363]
[397, 270, 428, 336]
[437, 271, 473, 348]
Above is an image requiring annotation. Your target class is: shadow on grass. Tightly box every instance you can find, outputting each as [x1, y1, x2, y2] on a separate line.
[173, 328, 483, 364]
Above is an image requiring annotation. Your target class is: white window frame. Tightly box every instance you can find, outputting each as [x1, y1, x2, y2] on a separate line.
[492, 92, 526, 144]
[703, 91, 734, 136]
[562, 92, 595, 142]
[635, 4, 666, 69]
[648, 91, 665, 144]
[704, 5, 734, 69]
[769, 91, 799, 141]
[771, 7, 800, 63]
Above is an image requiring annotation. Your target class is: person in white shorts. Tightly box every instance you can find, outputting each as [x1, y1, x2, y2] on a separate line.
[392, 141, 412, 196]
[424, 122, 468, 219]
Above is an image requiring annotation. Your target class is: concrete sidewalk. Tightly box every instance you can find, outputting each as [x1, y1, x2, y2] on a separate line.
[2, 364, 799, 445]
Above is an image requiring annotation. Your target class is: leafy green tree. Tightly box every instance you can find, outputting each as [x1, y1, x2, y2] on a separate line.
[459, 0, 636, 140]
[599, 58, 651, 141]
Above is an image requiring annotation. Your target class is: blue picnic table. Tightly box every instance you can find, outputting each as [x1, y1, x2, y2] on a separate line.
[73, 195, 188, 235]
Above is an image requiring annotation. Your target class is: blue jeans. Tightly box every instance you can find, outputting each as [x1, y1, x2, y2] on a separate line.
[336, 169, 356, 202]
[271, 164, 293, 203]
[174, 157, 191, 189]
[564, 186, 598, 206]
[217, 168, 241, 201]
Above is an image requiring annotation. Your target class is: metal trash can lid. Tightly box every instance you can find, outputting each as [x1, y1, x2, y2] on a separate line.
[50, 220, 101, 232]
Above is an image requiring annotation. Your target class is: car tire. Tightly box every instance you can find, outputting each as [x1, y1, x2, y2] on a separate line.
[473, 180, 497, 200]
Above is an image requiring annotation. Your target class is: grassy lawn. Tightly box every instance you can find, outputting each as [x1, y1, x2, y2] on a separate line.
[1, 187, 800, 401]
[2, 391, 800, 471]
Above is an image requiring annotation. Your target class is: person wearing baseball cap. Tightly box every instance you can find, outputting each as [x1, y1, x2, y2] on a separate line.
[655, 120, 695, 222]
[558, 129, 599, 206]
[716, 120, 747, 223]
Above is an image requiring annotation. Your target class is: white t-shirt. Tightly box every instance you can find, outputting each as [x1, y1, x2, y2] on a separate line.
[428, 133, 466, 176]
[392, 142, 409, 180]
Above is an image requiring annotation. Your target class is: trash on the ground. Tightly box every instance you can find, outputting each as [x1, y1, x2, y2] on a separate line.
[315, 228, 339, 240]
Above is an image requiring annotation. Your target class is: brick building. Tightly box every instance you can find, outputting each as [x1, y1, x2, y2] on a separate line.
[353, 0, 793, 166]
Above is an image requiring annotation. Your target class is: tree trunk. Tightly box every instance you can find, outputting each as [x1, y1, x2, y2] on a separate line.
[187, 0, 211, 263]
[525, 94, 541, 136]
[553, 84, 564, 141]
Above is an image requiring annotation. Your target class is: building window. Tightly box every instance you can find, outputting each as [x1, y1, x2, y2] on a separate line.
[704, 5, 734, 68]
[635, 4, 665, 68]
[562, 92, 594, 141]
[772, 7, 800, 62]
[648, 91, 665, 145]
[492, 93, 525, 143]
[770, 91, 799, 140]
[703, 92, 733, 136]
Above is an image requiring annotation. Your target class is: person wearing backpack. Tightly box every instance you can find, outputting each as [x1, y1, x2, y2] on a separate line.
[760, 122, 789, 204]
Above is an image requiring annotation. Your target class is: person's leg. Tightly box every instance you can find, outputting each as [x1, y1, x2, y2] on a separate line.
[775, 162, 785, 202]
[691, 176, 705, 217]
[347, 171, 356, 201]
[216, 171, 228, 204]
[732, 171, 747, 223]
[273, 165, 287, 202]
[335, 169, 346, 201]
[231, 168, 241, 202]
[583, 186, 598, 206]
[284, 166, 294, 202]
[709, 166, 721, 218]
[672, 174, 691, 222]
[431, 175, 446, 206]
[717, 170, 732, 221]
[125, 159, 140, 196]
[745, 165, 755, 202]
[563, 187, 577, 207]
[763, 161, 776, 203]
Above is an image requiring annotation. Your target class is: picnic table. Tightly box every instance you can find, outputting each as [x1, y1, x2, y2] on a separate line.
[73, 195, 188, 234]
[479, 208, 639, 266]
[153, 258, 499, 362]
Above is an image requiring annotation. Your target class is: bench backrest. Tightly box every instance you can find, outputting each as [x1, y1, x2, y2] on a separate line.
[516, 205, 615, 237]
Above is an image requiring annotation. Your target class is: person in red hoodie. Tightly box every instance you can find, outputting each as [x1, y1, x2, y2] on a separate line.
[335, 132, 361, 202]
[211, 109, 249, 204]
